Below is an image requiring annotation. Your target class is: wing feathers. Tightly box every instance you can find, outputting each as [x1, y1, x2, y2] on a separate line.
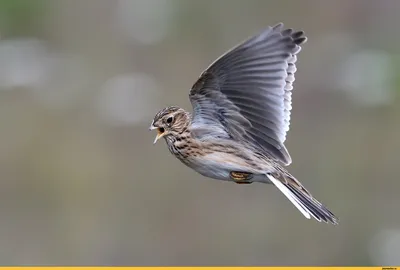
[189, 23, 307, 165]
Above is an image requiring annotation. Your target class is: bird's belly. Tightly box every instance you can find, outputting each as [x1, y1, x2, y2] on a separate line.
[191, 162, 236, 181]
[185, 152, 266, 182]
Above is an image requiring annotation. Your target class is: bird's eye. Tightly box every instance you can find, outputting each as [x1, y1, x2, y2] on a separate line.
[158, 127, 165, 134]
[166, 117, 173, 124]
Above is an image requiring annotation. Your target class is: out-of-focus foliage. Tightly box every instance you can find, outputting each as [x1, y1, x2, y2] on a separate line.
[0, 0, 47, 36]
[0, 0, 400, 266]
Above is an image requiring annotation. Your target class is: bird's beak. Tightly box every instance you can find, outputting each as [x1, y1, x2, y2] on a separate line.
[149, 123, 156, 131]
[149, 123, 164, 144]
[153, 130, 165, 144]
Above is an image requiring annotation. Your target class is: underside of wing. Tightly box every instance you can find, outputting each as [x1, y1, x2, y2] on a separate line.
[189, 23, 307, 165]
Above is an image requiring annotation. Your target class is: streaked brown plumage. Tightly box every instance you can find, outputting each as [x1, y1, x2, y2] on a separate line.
[150, 23, 338, 224]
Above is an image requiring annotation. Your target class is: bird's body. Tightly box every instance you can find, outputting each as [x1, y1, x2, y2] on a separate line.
[150, 23, 339, 224]
[166, 130, 271, 182]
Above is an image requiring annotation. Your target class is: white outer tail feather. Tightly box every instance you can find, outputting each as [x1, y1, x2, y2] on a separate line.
[267, 174, 318, 221]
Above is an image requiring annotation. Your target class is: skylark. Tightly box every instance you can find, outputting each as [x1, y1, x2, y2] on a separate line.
[150, 23, 338, 224]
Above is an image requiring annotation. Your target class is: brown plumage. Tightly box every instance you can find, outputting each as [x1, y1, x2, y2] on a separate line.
[150, 23, 338, 224]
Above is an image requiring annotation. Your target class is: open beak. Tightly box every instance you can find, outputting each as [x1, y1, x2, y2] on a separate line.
[149, 123, 164, 144]
[153, 130, 165, 144]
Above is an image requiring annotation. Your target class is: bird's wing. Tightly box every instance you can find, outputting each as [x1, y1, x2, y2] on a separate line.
[189, 23, 306, 165]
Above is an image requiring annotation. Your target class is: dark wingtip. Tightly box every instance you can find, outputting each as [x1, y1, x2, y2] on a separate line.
[273, 22, 284, 31]
[292, 31, 304, 39]
[271, 23, 308, 48]
[294, 36, 307, 45]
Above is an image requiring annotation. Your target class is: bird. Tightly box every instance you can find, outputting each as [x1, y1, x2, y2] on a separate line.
[149, 23, 338, 224]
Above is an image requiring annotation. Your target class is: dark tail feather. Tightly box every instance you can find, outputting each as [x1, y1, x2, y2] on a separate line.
[267, 173, 339, 224]
[286, 183, 338, 224]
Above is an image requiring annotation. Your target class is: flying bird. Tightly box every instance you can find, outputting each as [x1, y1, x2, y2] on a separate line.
[150, 23, 338, 224]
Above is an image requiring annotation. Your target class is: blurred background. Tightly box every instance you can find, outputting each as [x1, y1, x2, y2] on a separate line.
[0, 0, 399, 266]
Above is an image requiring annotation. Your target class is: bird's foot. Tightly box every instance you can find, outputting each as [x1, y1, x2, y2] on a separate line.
[230, 171, 253, 184]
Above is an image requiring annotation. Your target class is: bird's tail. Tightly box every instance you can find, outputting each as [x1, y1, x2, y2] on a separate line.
[266, 172, 338, 224]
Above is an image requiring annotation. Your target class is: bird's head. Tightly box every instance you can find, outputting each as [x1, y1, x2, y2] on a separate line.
[149, 106, 190, 144]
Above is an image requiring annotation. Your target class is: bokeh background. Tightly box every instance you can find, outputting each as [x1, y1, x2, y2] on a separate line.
[0, 0, 399, 266]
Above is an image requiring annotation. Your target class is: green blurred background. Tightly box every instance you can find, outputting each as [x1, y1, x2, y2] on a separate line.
[0, 0, 399, 266]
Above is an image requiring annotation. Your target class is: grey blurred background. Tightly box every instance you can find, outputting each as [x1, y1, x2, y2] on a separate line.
[0, 0, 399, 266]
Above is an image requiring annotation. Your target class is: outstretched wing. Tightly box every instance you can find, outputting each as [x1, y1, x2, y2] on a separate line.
[189, 23, 306, 165]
